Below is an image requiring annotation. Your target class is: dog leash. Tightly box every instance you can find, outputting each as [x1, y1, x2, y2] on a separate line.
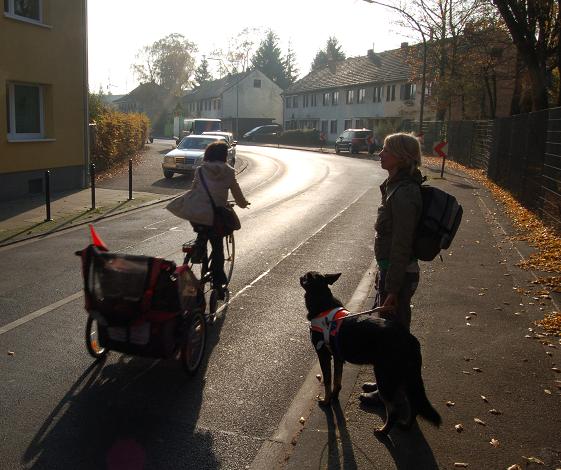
[343, 305, 394, 320]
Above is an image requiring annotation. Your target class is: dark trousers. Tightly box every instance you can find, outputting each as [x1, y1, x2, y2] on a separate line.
[373, 269, 419, 331]
[192, 225, 227, 289]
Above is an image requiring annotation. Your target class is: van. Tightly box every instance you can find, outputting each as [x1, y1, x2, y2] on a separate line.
[176, 119, 221, 143]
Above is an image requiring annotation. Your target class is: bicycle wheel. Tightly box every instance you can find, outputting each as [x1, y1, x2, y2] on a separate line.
[224, 234, 235, 285]
[85, 316, 108, 360]
[180, 310, 206, 375]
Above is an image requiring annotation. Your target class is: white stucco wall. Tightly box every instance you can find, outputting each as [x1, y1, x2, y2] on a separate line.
[221, 70, 283, 124]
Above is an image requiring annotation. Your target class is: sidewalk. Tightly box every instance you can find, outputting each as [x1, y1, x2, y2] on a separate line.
[285, 163, 561, 469]
[0, 187, 171, 247]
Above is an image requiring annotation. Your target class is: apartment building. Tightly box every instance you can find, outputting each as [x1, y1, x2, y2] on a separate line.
[0, 0, 88, 201]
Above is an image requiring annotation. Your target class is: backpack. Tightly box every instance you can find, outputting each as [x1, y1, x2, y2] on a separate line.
[413, 184, 463, 261]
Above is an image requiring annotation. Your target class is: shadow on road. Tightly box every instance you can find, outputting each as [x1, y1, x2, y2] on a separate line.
[22, 307, 231, 470]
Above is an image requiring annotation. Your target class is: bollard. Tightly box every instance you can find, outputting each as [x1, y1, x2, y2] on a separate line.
[90, 163, 96, 210]
[44, 170, 52, 221]
[128, 159, 133, 200]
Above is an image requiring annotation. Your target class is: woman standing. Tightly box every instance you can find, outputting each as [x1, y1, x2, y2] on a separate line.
[361, 132, 423, 402]
[188, 141, 250, 299]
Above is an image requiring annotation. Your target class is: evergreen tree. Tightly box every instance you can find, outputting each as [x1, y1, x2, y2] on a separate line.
[311, 36, 346, 71]
[194, 58, 213, 86]
[284, 42, 299, 87]
[251, 30, 289, 89]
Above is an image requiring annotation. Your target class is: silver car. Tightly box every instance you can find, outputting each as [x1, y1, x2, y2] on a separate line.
[162, 135, 235, 179]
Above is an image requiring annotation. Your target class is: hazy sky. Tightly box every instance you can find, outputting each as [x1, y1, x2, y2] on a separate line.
[88, 0, 417, 95]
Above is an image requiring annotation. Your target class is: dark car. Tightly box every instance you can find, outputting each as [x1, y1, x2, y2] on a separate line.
[242, 124, 283, 141]
[334, 129, 374, 154]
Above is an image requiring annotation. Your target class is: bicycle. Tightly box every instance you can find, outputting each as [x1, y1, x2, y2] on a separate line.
[182, 204, 237, 321]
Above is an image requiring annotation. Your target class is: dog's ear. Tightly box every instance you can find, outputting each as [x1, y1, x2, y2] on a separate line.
[324, 273, 341, 285]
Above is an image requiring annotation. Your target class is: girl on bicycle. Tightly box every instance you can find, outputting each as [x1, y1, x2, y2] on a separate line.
[189, 141, 249, 299]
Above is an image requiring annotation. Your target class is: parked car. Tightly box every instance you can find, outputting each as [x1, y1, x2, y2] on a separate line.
[162, 135, 235, 179]
[202, 131, 237, 165]
[334, 129, 373, 154]
[242, 124, 282, 141]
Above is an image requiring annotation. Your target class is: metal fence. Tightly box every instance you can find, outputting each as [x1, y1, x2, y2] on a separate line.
[412, 108, 561, 232]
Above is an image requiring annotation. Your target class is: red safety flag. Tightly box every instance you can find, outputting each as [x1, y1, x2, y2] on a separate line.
[89, 224, 109, 251]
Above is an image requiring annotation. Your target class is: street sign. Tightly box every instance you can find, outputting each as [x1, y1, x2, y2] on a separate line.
[434, 140, 448, 159]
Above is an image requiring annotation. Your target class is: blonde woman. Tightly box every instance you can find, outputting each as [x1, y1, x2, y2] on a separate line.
[361, 132, 423, 403]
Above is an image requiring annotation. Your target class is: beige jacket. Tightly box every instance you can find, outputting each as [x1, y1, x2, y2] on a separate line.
[187, 161, 249, 226]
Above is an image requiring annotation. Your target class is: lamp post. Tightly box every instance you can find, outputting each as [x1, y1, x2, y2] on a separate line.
[208, 57, 240, 138]
[362, 0, 427, 134]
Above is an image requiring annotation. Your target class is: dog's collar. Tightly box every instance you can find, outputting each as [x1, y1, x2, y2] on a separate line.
[310, 307, 349, 352]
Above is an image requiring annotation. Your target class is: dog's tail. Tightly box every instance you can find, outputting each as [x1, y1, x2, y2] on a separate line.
[407, 338, 442, 427]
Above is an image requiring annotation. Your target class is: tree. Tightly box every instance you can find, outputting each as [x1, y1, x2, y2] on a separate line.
[194, 57, 213, 86]
[210, 27, 261, 76]
[284, 42, 300, 87]
[132, 33, 197, 96]
[311, 36, 346, 71]
[491, 0, 560, 110]
[251, 30, 290, 89]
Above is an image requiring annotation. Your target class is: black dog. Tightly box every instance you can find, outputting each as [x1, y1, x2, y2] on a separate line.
[300, 271, 441, 435]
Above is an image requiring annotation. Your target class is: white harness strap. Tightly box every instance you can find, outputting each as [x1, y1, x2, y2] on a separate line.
[310, 307, 346, 352]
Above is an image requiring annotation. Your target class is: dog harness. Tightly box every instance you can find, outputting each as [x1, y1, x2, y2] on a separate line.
[310, 307, 349, 353]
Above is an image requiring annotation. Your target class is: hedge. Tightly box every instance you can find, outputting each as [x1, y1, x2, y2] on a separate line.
[91, 111, 150, 170]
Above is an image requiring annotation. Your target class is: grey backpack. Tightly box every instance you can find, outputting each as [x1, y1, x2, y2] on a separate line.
[413, 184, 463, 261]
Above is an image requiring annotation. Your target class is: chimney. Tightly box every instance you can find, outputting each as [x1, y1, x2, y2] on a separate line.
[401, 42, 409, 49]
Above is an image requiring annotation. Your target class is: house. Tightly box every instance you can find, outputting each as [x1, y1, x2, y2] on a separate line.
[179, 69, 283, 138]
[282, 44, 436, 140]
[114, 82, 176, 136]
[101, 94, 125, 109]
[0, 0, 88, 201]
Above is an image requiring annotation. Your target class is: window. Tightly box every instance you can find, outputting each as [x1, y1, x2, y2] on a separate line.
[216, 98, 221, 110]
[311, 94, 317, 106]
[344, 119, 352, 130]
[386, 85, 396, 101]
[400, 83, 417, 100]
[292, 96, 298, 108]
[4, 0, 41, 22]
[6, 82, 44, 140]
[355, 119, 364, 128]
[322, 92, 330, 106]
[303, 95, 309, 108]
[331, 91, 339, 105]
[286, 97, 292, 108]
[253, 79, 262, 88]
[357, 88, 366, 104]
[346, 89, 354, 104]
[373, 86, 382, 102]
[321, 120, 328, 134]
[330, 120, 337, 134]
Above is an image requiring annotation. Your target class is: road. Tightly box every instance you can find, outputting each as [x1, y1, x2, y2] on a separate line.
[0, 145, 385, 469]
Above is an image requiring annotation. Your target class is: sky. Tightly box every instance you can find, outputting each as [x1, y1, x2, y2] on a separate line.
[88, 0, 417, 95]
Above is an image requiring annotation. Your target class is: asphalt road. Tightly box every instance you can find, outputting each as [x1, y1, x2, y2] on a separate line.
[0, 145, 386, 469]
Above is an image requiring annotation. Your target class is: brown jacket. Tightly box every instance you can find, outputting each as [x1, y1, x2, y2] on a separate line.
[374, 168, 423, 293]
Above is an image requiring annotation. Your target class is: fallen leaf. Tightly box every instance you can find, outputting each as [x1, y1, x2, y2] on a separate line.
[466, 322, 472, 326]
[489, 438, 500, 448]
[544, 389, 552, 395]
[316, 374, 322, 381]
[472, 367, 482, 373]
[474, 418, 486, 426]
[446, 401, 456, 407]
[454, 424, 464, 432]
[481, 395, 489, 402]
[507, 465, 522, 470]
[552, 367, 560, 373]
[489, 409, 502, 415]
[465, 316, 472, 320]
[462, 371, 472, 375]
[523, 456, 545, 465]
[454, 463, 469, 468]
[299, 417, 306, 424]
[7, 351, 15, 356]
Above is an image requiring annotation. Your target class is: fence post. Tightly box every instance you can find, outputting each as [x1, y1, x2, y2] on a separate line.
[128, 159, 133, 201]
[90, 163, 96, 210]
[44, 170, 52, 222]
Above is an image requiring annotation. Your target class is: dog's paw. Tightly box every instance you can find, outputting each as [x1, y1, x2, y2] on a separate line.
[317, 395, 331, 407]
